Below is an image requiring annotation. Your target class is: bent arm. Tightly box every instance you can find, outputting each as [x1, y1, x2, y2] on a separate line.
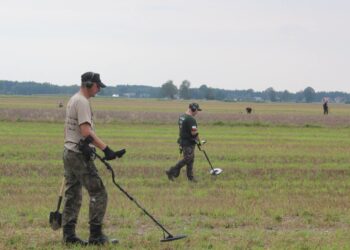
[80, 122, 107, 150]
[191, 125, 200, 142]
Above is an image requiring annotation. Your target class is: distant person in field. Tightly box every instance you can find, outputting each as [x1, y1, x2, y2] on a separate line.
[323, 100, 329, 115]
[62, 72, 123, 245]
[166, 103, 202, 182]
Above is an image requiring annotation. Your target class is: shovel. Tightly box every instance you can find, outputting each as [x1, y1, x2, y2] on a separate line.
[49, 178, 65, 230]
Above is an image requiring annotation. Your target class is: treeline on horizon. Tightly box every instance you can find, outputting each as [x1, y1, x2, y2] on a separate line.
[1, 80, 349, 103]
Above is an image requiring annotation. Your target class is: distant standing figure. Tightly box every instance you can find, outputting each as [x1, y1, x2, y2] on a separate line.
[246, 107, 252, 114]
[166, 103, 202, 182]
[323, 101, 329, 115]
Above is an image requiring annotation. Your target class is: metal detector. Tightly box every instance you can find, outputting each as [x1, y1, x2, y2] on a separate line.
[197, 142, 223, 176]
[93, 151, 187, 242]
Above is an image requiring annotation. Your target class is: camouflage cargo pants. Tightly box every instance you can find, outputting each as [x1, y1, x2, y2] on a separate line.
[168, 145, 195, 180]
[62, 148, 107, 227]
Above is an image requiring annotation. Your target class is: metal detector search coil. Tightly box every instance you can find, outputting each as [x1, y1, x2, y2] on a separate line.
[197, 142, 223, 176]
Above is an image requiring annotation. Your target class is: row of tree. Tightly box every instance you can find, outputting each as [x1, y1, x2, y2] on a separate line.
[1, 80, 349, 103]
[158, 81, 349, 103]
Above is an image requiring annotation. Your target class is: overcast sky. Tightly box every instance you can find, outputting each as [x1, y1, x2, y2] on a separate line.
[1, 0, 349, 92]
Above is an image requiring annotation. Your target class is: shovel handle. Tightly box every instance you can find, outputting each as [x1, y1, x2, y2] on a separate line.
[56, 178, 65, 211]
[59, 178, 65, 195]
[56, 196, 63, 212]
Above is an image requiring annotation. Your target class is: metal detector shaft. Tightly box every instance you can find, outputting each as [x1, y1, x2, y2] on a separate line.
[197, 145, 215, 171]
[93, 153, 175, 238]
[202, 150, 215, 171]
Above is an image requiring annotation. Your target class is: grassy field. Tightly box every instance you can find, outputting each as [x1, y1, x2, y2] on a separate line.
[1, 96, 350, 249]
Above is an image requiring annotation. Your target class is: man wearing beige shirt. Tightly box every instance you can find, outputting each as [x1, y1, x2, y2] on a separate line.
[62, 72, 121, 245]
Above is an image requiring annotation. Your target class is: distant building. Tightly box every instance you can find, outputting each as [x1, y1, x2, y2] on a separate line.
[139, 93, 151, 98]
[123, 93, 136, 98]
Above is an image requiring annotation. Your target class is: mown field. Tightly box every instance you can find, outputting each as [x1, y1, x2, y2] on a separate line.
[1, 96, 350, 249]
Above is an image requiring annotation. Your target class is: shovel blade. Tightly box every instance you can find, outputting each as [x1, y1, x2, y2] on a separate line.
[49, 211, 62, 231]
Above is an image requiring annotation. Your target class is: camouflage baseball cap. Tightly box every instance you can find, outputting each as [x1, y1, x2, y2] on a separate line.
[81, 72, 106, 88]
[189, 103, 202, 111]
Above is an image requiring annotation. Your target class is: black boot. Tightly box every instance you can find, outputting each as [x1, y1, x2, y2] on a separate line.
[165, 170, 174, 181]
[88, 225, 118, 245]
[63, 225, 88, 245]
[188, 177, 198, 183]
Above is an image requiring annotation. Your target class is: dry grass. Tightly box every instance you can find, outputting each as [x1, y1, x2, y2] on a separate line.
[1, 96, 350, 127]
[2, 97, 350, 249]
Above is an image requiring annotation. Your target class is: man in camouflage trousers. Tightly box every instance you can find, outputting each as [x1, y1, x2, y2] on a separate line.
[62, 72, 121, 245]
[166, 103, 202, 182]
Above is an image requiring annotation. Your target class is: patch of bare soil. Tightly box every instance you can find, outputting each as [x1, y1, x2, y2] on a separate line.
[2, 108, 350, 127]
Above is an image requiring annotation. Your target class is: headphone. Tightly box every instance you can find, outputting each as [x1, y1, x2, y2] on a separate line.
[189, 104, 197, 112]
[83, 72, 95, 88]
